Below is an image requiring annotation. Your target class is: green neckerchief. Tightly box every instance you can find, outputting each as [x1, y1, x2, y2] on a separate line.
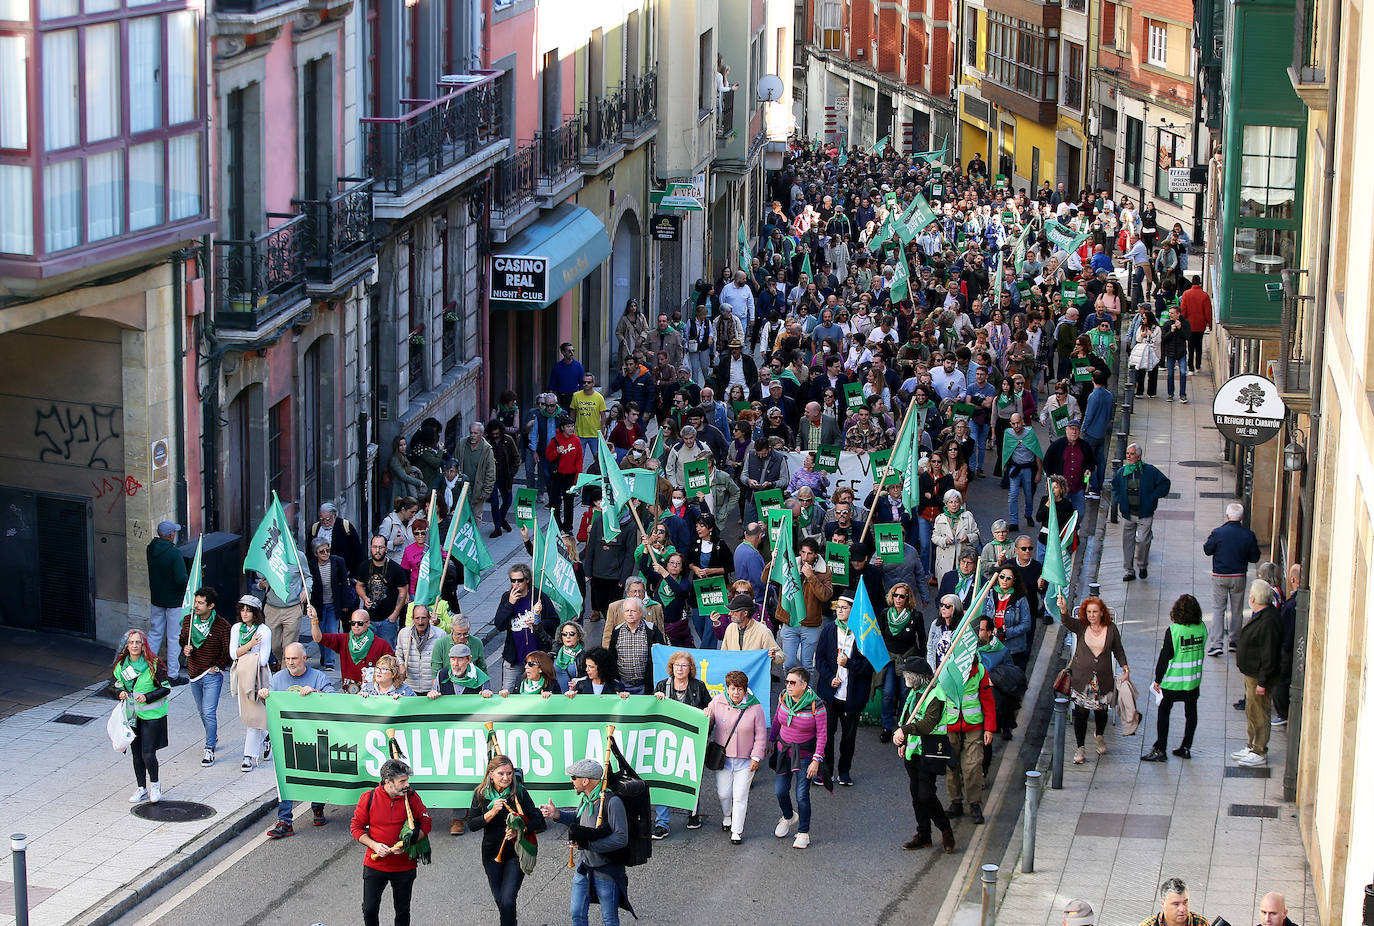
[955, 571, 975, 597]
[481, 782, 514, 807]
[188, 610, 217, 649]
[553, 643, 583, 671]
[979, 638, 1006, 655]
[996, 393, 1014, 409]
[727, 689, 762, 711]
[577, 783, 605, 817]
[1123, 461, 1142, 475]
[451, 662, 490, 689]
[942, 505, 964, 523]
[348, 626, 376, 664]
[519, 677, 545, 694]
[886, 607, 913, 634]
[779, 687, 818, 726]
[992, 588, 1014, 605]
[237, 622, 259, 650]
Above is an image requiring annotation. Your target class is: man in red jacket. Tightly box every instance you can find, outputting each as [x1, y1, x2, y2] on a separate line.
[1178, 276, 1212, 372]
[351, 759, 432, 926]
[944, 660, 998, 825]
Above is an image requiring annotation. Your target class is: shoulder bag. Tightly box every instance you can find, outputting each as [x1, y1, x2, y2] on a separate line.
[704, 707, 746, 771]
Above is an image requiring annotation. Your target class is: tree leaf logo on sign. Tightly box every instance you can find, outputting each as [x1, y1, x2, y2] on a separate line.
[1212, 374, 1286, 447]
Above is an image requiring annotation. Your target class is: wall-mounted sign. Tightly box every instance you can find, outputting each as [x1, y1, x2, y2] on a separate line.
[1168, 167, 1203, 194]
[1212, 374, 1286, 447]
[651, 214, 681, 241]
[489, 254, 548, 304]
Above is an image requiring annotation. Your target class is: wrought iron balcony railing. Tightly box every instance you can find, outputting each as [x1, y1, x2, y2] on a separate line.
[621, 66, 659, 138]
[361, 70, 507, 197]
[214, 213, 308, 329]
[581, 91, 625, 162]
[491, 142, 538, 220]
[296, 176, 375, 286]
[536, 115, 582, 191]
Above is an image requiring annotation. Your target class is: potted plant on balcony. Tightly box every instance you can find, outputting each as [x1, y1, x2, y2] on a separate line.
[443, 302, 459, 325]
[410, 326, 426, 347]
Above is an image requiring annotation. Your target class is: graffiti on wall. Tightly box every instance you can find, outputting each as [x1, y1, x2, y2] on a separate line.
[91, 473, 142, 515]
[33, 403, 121, 470]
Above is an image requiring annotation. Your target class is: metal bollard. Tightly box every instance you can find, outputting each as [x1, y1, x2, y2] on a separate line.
[12, 833, 28, 926]
[1052, 697, 1069, 789]
[1108, 457, 1123, 523]
[1088, 582, 1100, 599]
[980, 863, 1000, 926]
[1023, 771, 1042, 873]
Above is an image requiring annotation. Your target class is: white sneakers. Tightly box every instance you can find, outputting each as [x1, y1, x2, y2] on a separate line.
[149, 781, 162, 803]
[1230, 746, 1253, 760]
[242, 756, 255, 772]
[129, 787, 148, 804]
[202, 748, 215, 767]
[774, 815, 797, 838]
[1236, 750, 1267, 767]
[792, 832, 810, 849]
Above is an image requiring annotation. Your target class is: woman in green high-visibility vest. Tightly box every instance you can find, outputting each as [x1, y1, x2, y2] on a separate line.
[1142, 595, 1207, 762]
[112, 629, 172, 804]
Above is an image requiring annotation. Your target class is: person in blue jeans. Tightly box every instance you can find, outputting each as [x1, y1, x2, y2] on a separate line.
[769, 667, 827, 849]
[541, 759, 633, 926]
[263, 643, 334, 837]
[1002, 414, 1041, 529]
[1080, 371, 1114, 499]
[179, 587, 231, 767]
[966, 366, 998, 475]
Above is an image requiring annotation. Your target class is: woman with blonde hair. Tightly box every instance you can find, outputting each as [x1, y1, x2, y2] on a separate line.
[466, 753, 545, 926]
[652, 650, 713, 834]
[360, 653, 416, 698]
[876, 582, 926, 742]
[230, 594, 272, 771]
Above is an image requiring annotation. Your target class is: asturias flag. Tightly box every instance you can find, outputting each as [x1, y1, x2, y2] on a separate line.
[850, 576, 891, 674]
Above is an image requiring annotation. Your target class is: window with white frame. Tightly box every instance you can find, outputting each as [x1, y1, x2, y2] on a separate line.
[1146, 21, 1167, 67]
[820, 1, 842, 51]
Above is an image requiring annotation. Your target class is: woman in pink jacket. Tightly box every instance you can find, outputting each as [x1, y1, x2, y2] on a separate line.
[704, 670, 768, 845]
[769, 666, 828, 849]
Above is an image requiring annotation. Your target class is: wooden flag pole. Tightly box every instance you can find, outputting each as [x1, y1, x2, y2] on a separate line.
[913, 574, 998, 716]
[627, 501, 661, 569]
[431, 483, 470, 609]
[859, 393, 921, 544]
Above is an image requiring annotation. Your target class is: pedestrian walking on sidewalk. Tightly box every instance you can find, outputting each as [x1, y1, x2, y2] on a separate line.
[178, 587, 230, 768]
[1142, 594, 1206, 761]
[1257, 891, 1298, 926]
[351, 759, 432, 926]
[1140, 877, 1210, 926]
[893, 657, 956, 853]
[1056, 594, 1129, 764]
[1111, 443, 1171, 581]
[145, 520, 189, 682]
[1202, 503, 1261, 655]
[467, 754, 546, 926]
[113, 629, 171, 804]
[262, 643, 334, 838]
[1232, 580, 1284, 768]
[229, 595, 272, 772]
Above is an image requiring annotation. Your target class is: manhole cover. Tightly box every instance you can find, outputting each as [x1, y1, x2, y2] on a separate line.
[1227, 803, 1279, 818]
[1177, 460, 1222, 468]
[132, 801, 217, 823]
[52, 713, 95, 726]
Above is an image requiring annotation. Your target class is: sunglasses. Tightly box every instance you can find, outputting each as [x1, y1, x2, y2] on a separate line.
[892, 592, 909, 599]
[561, 630, 579, 637]
[510, 577, 529, 584]
[525, 661, 540, 668]
[351, 621, 370, 627]
[998, 574, 1015, 581]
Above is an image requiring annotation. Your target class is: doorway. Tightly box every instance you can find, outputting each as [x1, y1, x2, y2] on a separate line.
[610, 212, 641, 368]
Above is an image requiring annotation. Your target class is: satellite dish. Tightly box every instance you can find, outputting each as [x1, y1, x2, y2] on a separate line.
[756, 74, 784, 103]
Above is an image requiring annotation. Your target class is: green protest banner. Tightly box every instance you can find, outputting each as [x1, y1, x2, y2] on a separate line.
[684, 459, 709, 495]
[1072, 357, 1093, 382]
[947, 402, 978, 423]
[814, 444, 841, 473]
[754, 487, 784, 515]
[826, 542, 850, 585]
[869, 448, 898, 486]
[1050, 403, 1071, 435]
[267, 693, 708, 810]
[693, 576, 730, 615]
[873, 522, 904, 558]
[514, 488, 538, 530]
[843, 381, 865, 413]
[731, 400, 750, 414]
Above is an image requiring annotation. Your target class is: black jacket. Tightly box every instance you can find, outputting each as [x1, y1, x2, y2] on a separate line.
[466, 783, 546, 860]
[814, 620, 876, 712]
[712, 353, 759, 394]
[570, 677, 629, 695]
[653, 676, 712, 708]
[879, 608, 928, 662]
[308, 519, 365, 576]
[1235, 605, 1284, 689]
[608, 621, 667, 691]
[1043, 437, 1099, 484]
[584, 512, 638, 582]
[309, 554, 359, 615]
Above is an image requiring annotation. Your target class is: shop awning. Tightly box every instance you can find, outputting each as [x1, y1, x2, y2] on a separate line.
[489, 204, 611, 311]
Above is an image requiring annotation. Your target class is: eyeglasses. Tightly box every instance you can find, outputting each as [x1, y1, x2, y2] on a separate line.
[453, 630, 470, 637]
[1017, 545, 1033, 551]
[891, 592, 908, 599]
[317, 546, 331, 552]
[510, 577, 529, 584]
[350, 621, 370, 627]
[998, 574, 1015, 581]
[525, 661, 540, 668]
[939, 603, 954, 608]
[785, 679, 805, 686]
[561, 630, 579, 638]
[413, 530, 427, 536]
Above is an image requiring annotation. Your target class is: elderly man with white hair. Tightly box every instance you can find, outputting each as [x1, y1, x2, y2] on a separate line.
[1110, 442, 1171, 582]
[1232, 578, 1285, 767]
[1202, 501, 1262, 656]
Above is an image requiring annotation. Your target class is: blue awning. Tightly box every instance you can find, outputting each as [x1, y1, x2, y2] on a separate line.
[489, 203, 611, 311]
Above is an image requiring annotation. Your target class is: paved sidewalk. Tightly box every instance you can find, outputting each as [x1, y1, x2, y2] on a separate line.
[0, 523, 535, 926]
[959, 368, 1318, 926]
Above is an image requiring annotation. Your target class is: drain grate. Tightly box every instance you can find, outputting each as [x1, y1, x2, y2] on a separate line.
[1228, 803, 1279, 818]
[1224, 766, 1271, 779]
[1200, 491, 1234, 499]
[52, 713, 95, 726]
[1196, 476, 1220, 482]
[1165, 492, 1181, 499]
[132, 800, 217, 823]
[1178, 460, 1223, 468]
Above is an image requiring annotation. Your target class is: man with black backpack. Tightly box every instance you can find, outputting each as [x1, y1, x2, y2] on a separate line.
[542, 758, 636, 926]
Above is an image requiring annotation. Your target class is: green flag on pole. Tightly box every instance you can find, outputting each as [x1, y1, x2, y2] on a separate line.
[766, 508, 807, 627]
[413, 494, 444, 605]
[887, 404, 922, 509]
[800, 250, 813, 280]
[838, 146, 848, 167]
[872, 135, 890, 154]
[449, 492, 493, 592]
[1041, 478, 1068, 588]
[243, 491, 303, 603]
[180, 535, 203, 619]
[597, 438, 634, 541]
[533, 515, 584, 620]
[1044, 221, 1091, 254]
[889, 244, 912, 303]
[737, 221, 750, 271]
[933, 575, 988, 704]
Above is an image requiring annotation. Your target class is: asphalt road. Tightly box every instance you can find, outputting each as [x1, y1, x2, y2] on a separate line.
[111, 471, 1040, 926]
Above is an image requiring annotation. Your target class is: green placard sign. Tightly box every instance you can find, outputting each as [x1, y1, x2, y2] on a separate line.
[815, 444, 841, 472]
[693, 576, 730, 615]
[870, 448, 898, 486]
[1072, 356, 1093, 382]
[515, 488, 538, 529]
[754, 488, 784, 516]
[843, 381, 866, 413]
[873, 522, 904, 558]
[684, 459, 709, 494]
[1050, 403, 1071, 435]
[266, 693, 708, 810]
[826, 542, 850, 585]
[731, 400, 750, 414]
[947, 402, 978, 423]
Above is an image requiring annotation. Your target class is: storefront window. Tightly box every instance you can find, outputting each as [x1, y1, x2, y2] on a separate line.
[1239, 125, 1299, 220]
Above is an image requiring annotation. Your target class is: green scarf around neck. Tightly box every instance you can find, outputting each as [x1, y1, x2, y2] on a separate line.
[348, 626, 376, 664]
[450, 662, 489, 689]
[577, 783, 605, 817]
[886, 607, 913, 634]
[481, 781, 514, 807]
[188, 610, 217, 649]
[779, 686, 817, 726]
[237, 622, 259, 650]
[727, 689, 761, 711]
[553, 643, 583, 671]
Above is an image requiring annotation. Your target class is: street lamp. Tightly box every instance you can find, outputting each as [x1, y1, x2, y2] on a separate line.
[1283, 428, 1307, 473]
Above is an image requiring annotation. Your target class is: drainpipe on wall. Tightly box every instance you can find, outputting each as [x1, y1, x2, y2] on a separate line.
[170, 247, 192, 535]
[199, 234, 222, 533]
[1283, 0, 1340, 803]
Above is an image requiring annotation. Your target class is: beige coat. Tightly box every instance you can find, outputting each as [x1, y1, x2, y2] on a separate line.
[600, 598, 666, 647]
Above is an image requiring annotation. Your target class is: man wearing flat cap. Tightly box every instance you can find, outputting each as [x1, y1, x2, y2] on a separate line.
[542, 759, 635, 926]
[1043, 416, 1097, 519]
[1063, 900, 1095, 926]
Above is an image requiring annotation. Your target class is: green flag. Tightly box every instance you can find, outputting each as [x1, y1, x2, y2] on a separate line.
[413, 494, 444, 606]
[903, 193, 937, 240]
[889, 244, 912, 303]
[871, 135, 890, 154]
[737, 221, 750, 271]
[935, 600, 982, 704]
[800, 250, 812, 280]
[912, 142, 947, 164]
[533, 516, 584, 619]
[243, 491, 303, 602]
[838, 147, 848, 167]
[766, 508, 807, 627]
[888, 403, 922, 508]
[1041, 476, 1068, 588]
[449, 492, 493, 592]
[180, 535, 203, 619]
[1044, 221, 1090, 255]
[596, 437, 634, 541]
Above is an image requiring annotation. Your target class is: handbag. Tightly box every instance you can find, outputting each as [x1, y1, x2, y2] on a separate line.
[1053, 668, 1072, 696]
[704, 707, 746, 771]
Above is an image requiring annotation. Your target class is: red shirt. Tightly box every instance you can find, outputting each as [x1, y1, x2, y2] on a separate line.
[351, 785, 432, 872]
[545, 432, 584, 474]
[947, 669, 999, 733]
[1179, 286, 1213, 332]
[318, 633, 394, 688]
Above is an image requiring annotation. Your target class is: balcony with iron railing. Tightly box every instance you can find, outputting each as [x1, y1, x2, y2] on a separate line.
[716, 88, 737, 141]
[214, 213, 309, 331]
[621, 66, 659, 145]
[361, 70, 509, 216]
[296, 176, 376, 292]
[1288, 0, 1327, 103]
[536, 115, 583, 202]
[490, 142, 539, 240]
[580, 91, 626, 173]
